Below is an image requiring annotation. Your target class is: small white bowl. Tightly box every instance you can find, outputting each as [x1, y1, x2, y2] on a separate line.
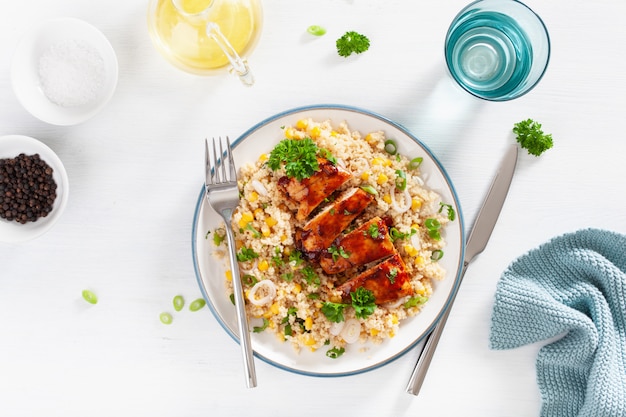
[11, 18, 118, 126]
[0, 135, 69, 243]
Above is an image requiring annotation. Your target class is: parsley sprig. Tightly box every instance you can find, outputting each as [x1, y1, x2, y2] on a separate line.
[513, 119, 553, 156]
[268, 138, 320, 180]
[336, 31, 370, 57]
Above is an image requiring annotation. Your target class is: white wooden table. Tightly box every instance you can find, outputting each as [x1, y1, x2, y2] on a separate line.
[1, 1, 625, 415]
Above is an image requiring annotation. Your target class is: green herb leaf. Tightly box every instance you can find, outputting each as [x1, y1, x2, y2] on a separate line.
[351, 287, 376, 319]
[237, 246, 259, 262]
[438, 202, 456, 221]
[319, 148, 337, 164]
[321, 302, 347, 323]
[268, 138, 320, 180]
[328, 245, 350, 262]
[212, 228, 226, 246]
[301, 265, 321, 287]
[253, 318, 270, 333]
[513, 119, 554, 156]
[336, 31, 371, 57]
[387, 268, 398, 284]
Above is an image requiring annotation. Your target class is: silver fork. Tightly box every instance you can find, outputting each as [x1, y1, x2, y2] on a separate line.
[204, 136, 257, 388]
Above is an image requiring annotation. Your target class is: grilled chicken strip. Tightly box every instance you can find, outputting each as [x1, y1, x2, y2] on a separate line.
[295, 187, 374, 258]
[277, 158, 352, 221]
[336, 253, 414, 305]
[319, 217, 396, 274]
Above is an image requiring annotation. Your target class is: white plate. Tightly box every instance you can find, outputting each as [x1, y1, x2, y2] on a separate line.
[11, 17, 118, 126]
[0, 135, 69, 243]
[191, 105, 465, 376]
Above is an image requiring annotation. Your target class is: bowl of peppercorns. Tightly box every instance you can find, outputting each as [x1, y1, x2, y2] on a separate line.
[0, 135, 69, 243]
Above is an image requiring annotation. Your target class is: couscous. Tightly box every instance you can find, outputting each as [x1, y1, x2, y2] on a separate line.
[211, 118, 454, 358]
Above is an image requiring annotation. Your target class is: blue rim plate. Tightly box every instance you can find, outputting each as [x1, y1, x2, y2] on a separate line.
[191, 104, 465, 377]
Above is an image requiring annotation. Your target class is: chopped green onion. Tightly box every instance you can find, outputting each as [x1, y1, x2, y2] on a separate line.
[404, 295, 428, 308]
[307, 25, 327, 36]
[409, 157, 423, 170]
[159, 312, 173, 325]
[384, 139, 398, 155]
[229, 294, 235, 305]
[189, 298, 206, 312]
[243, 274, 258, 286]
[395, 170, 407, 191]
[431, 250, 444, 261]
[326, 346, 346, 359]
[245, 223, 262, 238]
[82, 289, 98, 305]
[438, 202, 456, 221]
[360, 184, 378, 195]
[424, 218, 442, 240]
[173, 295, 184, 311]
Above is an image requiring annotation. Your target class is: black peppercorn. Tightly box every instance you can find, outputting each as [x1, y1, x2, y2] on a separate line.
[0, 153, 57, 224]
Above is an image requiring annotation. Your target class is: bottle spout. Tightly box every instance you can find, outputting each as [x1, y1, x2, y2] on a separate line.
[206, 22, 255, 86]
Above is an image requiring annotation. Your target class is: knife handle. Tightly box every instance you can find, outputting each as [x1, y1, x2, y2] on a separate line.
[405, 262, 468, 395]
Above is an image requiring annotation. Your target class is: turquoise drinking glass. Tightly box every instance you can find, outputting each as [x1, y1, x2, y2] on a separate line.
[445, 0, 550, 101]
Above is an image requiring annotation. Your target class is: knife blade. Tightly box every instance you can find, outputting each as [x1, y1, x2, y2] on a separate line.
[405, 143, 518, 395]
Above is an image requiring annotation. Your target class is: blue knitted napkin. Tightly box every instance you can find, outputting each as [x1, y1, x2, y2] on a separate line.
[489, 228, 626, 417]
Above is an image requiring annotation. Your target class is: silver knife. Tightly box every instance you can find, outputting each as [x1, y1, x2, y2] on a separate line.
[405, 143, 519, 395]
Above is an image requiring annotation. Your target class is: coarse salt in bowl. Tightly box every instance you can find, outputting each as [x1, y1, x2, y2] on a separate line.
[0, 135, 69, 243]
[11, 18, 118, 126]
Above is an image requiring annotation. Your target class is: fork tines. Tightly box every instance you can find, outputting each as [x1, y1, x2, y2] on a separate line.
[205, 136, 237, 186]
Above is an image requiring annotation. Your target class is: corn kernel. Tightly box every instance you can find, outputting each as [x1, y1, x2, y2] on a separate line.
[292, 283, 302, 294]
[377, 173, 388, 185]
[415, 256, 425, 265]
[383, 194, 392, 204]
[258, 259, 269, 272]
[280, 234, 288, 242]
[310, 126, 321, 138]
[416, 287, 425, 296]
[391, 314, 399, 325]
[238, 212, 254, 228]
[270, 302, 280, 315]
[248, 191, 259, 203]
[261, 225, 271, 237]
[389, 331, 396, 338]
[253, 208, 263, 217]
[225, 270, 232, 281]
[268, 320, 276, 329]
[372, 157, 383, 165]
[384, 159, 393, 167]
[283, 247, 291, 256]
[365, 133, 374, 143]
[404, 244, 418, 257]
[296, 119, 308, 130]
[304, 317, 313, 331]
[284, 127, 295, 139]
[264, 217, 278, 227]
[315, 302, 323, 309]
[330, 130, 338, 137]
[411, 199, 422, 211]
[277, 333, 285, 342]
[258, 153, 268, 162]
[304, 335, 316, 346]
[361, 172, 370, 181]
[411, 223, 420, 230]
[370, 328, 380, 337]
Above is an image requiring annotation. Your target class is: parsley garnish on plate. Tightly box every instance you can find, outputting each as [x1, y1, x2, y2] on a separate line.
[268, 138, 319, 180]
[351, 287, 376, 319]
[336, 31, 370, 57]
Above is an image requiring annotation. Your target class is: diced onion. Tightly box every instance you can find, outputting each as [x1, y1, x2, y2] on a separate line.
[336, 158, 346, 169]
[391, 188, 412, 213]
[251, 179, 268, 196]
[340, 318, 362, 344]
[247, 280, 276, 306]
[240, 259, 258, 275]
[329, 321, 345, 336]
[413, 176, 424, 186]
[410, 233, 421, 250]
